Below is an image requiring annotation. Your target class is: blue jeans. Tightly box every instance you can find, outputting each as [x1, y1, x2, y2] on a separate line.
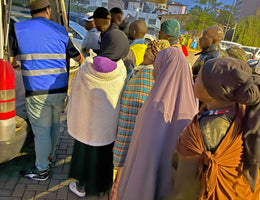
[26, 93, 66, 171]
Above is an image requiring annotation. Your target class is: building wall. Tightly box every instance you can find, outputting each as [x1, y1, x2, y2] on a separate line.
[155, 9, 168, 15]
[84, 0, 108, 8]
[123, 9, 161, 29]
[235, 0, 260, 22]
[128, 1, 143, 11]
[143, 2, 156, 13]
[168, 5, 183, 14]
[108, 0, 125, 10]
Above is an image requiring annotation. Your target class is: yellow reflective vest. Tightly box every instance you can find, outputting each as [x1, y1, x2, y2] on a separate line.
[130, 44, 147, 67]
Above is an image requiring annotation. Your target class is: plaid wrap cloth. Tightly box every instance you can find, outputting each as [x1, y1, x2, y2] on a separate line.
[113, 65, 154, 168]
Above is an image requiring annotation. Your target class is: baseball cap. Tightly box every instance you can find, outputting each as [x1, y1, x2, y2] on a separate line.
[89, 7, 111, 19]
[30, 0, 49, 11]
[82, 15, 93, 22]
[161, 19, 180, 38]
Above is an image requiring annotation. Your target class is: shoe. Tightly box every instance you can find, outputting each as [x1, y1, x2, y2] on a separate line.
[69, 181, 86, 197]
[20, 166, 49, 181]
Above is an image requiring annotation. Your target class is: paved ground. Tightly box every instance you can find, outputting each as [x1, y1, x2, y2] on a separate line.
[186, 50, 199, 66]
[0, 112, 110, 200]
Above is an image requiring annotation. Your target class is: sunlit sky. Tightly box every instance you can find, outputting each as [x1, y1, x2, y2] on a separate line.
[176, 0, 235, 10]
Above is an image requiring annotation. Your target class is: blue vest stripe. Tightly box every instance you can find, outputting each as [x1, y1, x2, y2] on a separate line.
[18, 53, 66, 60]
[22, 67, 67, 76]
[22, 73, 68, 91]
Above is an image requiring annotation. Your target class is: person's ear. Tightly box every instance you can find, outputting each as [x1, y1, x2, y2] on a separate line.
[46, 7, 51, 19]
[133, 29, 137, 36]
[212, 39, 220, 46]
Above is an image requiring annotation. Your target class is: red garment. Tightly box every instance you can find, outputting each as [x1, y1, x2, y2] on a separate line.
[177, 105, 260, 200]
[181, 45, 188, 57]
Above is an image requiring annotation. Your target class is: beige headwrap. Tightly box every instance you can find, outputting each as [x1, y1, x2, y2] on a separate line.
[145, 40, 170, 61]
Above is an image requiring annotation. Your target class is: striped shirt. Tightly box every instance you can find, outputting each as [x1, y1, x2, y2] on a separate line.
[113, 65, 154, 168]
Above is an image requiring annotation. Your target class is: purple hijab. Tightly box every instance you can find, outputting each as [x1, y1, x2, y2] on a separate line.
[117, 47, 198, 200]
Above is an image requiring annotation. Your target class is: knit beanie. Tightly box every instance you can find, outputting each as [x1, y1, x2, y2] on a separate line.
[30, 0, 49, 11]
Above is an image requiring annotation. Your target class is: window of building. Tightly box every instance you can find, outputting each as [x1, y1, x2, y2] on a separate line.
[148, 19, 156, 25]
[86, 1, 90, 5]
[102, 2, 108, 7]
[139, 17, 145, 21]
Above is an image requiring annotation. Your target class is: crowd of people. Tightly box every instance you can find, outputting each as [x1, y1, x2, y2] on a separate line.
[8, 0, 260, 199]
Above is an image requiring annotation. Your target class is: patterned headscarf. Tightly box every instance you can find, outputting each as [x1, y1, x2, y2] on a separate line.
[145, 39, 170, 62]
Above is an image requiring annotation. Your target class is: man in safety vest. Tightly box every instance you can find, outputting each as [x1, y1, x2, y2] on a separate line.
[123, 20, 147, 79]
[9, 0, 83, 181]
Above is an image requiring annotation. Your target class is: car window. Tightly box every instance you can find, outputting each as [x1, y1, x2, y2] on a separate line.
[241, 47, 256, 53]
[68, 21, 86, 38]
[68, 27, 82, 40]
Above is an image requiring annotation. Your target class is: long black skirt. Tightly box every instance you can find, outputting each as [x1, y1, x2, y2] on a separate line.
[69, 140, 114, 195]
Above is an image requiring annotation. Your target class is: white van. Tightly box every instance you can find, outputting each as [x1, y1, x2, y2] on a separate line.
[219, 40, 242, 50]
[241, 46, 260, 59]
[253, 49, 260, 59]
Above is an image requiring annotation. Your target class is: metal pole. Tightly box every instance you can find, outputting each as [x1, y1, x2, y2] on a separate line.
[4, 0, 12, 51]
[231, 22, 237, 42]
[0, 0, 3, 59]
[67, 0, 71, 27]
[224, 0, 236, 40]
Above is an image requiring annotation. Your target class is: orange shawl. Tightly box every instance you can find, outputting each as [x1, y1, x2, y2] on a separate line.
[176, 105, 260, 200]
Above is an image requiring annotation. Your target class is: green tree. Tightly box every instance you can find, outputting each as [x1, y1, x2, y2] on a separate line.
[13, 0, 29, 7]
[86, 6, 98, 12]
[185, 0, 223, 34]
[65, 0, 86, 12]
[235, 16, 260, 47]
[215, 5, 235, 28]
[193, 0, 222, 12]
[185, 6, 215, 33]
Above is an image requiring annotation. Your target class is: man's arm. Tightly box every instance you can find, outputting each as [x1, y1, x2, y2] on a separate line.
[122, 49, 135, 73]
[9, 26, 18, 66]
[66, 38, 84, 64]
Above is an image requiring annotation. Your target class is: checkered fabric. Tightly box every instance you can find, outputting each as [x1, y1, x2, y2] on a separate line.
[113, 65, 154, 168]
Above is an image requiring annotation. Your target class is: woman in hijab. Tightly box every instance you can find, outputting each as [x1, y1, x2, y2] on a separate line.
[111, 40, 170, 200]
[116, 47, 198, 200]
[174, 57, 260, 200]
[67, 25, 129, 197]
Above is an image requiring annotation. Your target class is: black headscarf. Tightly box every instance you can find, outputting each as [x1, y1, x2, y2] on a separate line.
[99, 23, 129, 62]
[202, 57, 260, 192]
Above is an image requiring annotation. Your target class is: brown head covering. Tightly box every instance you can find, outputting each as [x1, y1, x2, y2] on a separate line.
[145, 39, 170, 61]
[202, 57, 260, 107]
[30, 0, 49, 11]
[201, 57, 260, 192]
